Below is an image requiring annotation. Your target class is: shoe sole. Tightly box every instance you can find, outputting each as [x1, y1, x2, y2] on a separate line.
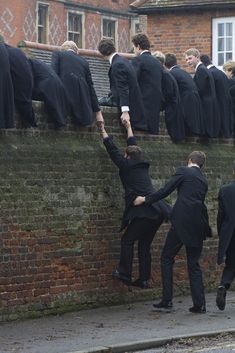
[216, 288, 226, 311]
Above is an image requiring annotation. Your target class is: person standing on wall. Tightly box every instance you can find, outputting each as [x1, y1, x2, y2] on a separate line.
[0, 34, 14, 129]
[98, 38, 147, 132]
[131, 33, 162, 135]
[164, 53, 204, 137]
[200, 54, 233, 138]
[134, 151, 211, 313]
[97, 116, 171, 289]
[152, 51, 185, 142]
[51, 41, 103, 127]
[216, 163, 235, 311]
[185, 48, 220, 138]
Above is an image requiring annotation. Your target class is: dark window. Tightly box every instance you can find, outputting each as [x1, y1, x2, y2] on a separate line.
[37, 3, 48, 43]
[68, 12, 83, 48]
[103, 19, 116, 43]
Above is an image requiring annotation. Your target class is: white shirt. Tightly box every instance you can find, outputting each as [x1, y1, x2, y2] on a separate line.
[188, 162, 200, 168]
[195, 61, 203, 71]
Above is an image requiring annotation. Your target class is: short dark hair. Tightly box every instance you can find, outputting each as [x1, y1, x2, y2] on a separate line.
[98, 39, 116, 56]
[125, 145, 143, 160]
[188, 151, 206, 168]
[132, 33, 150, 50]
[200, 54, 212, 66]
[165, 53, 177, 69]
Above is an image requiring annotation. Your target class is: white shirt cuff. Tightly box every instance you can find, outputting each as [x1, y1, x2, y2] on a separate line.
[121, 106, 129, 112]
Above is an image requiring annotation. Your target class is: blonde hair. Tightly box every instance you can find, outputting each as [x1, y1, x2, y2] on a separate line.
[61, 40, 78, 53]
[184, 48, 200, 58]
[223, 60, 235, 72]
[152, 51, 165, 65]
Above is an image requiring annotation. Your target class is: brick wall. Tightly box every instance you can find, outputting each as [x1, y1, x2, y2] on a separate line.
[0, 103, 233, 321]
[147, 8, 235, 69]
[0, 0, 133, 51]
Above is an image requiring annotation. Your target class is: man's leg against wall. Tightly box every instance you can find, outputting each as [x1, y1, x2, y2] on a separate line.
[186, 244, 205, 308]
[118, 218, 145, 281]
[138, 216, 164, 281]
[220, 232, 235, 289]
[160, 227, 182, 302]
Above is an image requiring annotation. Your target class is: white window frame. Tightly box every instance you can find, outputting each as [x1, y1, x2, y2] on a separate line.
[102, 16, 118, 49]
[212, 17, 235, 69]
[67, 10, 85, 49]
[36, 2, 49, 44]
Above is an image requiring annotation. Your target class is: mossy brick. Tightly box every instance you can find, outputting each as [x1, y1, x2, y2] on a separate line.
[0, 105, 234, 320]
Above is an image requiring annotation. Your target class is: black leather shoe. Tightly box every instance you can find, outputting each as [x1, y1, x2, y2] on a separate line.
[189, 305, 206, 313]
[216, 286, 226, 311]
[112, 269, 131, 285]
[131, 279, 149, 289]
[153, 300, 173, 309]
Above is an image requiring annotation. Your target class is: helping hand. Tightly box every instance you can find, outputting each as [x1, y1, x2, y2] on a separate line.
[133, 196, 145, 206]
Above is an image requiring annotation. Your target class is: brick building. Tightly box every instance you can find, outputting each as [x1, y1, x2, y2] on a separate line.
[130, 0, 235, 69]
[0, 0, 146, 51]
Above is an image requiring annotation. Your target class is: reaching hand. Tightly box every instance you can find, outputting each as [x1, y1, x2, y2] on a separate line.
[96, 120, 105, 130]
[133, 196, 146, 206]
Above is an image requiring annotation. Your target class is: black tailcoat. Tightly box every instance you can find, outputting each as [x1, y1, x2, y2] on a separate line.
[208, 65, 232, 138]
[51, 50, 99, 126]
[228, 77, 235, 133]
[194, 63, 220, 137]
[29, 59, 68, 127]
[103, 135, 171, 231]
[5, 45, 36, 127]
[161, 69, 185, 142]
[0, 42, 14, 128]
[131, 52, 162, 134]
[170, 66, 204, 135]
[217, 181, 235, 264]
[145, 166, 210, 247]
[109, 54, 147, 131]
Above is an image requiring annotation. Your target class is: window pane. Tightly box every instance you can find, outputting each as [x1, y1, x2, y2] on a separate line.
[226, 37, 232, 51]
[226, 52, 233, 61]
[37, 5, 48, 43]
[218, 53, 224, 66]
[218, 38, 224, 51]
[218, 23, 224, 37]
[103, 19, 115, 41]
[226, 23, 233, 36]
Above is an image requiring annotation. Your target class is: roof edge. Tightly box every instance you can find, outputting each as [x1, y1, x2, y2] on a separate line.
[130, 3, 235, 13]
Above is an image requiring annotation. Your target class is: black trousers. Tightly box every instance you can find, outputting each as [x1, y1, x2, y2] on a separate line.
[161, 226, 205, 307]
[220, 231, 235, 289]
[118, 216, 163, 281]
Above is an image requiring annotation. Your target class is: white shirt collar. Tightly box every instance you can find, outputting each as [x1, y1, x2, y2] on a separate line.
[195, 61, 202, 71]
[109, 52, 117, 64]
[207, 64, 214, 69]
[140, 50, 150, 55]
[169, 65, 177, 70]
[188, 162, 200, 168]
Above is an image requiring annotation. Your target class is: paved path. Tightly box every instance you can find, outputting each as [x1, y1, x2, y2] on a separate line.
[0, 292, 235, 353]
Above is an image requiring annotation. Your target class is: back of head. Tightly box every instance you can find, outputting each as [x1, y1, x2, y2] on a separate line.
[98, 39, 116, 56]
[132, 33, 150, 50]
[200, 54, 212, 66]
[184, 48, 200, 58]
[61, 40, 78, 53]
[223, 60, 235, 76]
[165, 53, 177, 68]
[126, 145, 143, 160]
[188, 151, 206, 168]
[152, 51, 165, 65]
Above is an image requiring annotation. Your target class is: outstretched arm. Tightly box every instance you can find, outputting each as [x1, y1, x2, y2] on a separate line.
[97, 120, 127, 169]
[121, 115, 137, 146]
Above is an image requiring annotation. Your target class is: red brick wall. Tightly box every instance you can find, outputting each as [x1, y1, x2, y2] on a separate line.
[147, 9, 235, 70]
[0, 0, 133, 50]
